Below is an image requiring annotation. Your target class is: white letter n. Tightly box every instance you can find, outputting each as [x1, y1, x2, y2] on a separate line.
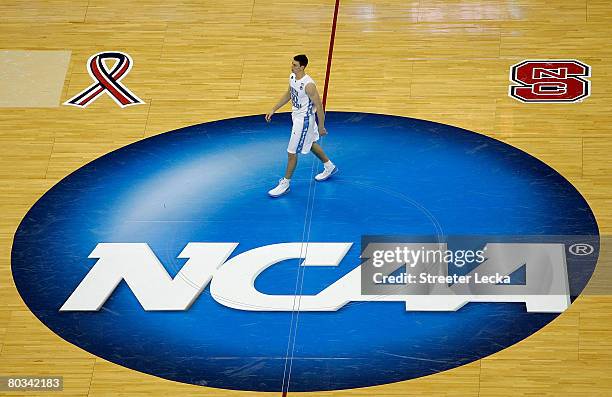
[59, 243, 237, 311]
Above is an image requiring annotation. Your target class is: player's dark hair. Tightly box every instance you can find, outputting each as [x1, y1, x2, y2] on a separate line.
[294, 54, 308, 68]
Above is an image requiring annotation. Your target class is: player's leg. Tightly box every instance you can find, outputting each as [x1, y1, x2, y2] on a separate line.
[310, 143, 337, 182]
[284, 152, 298, 179]
[268, 118, 303, 197]
[296, 116, 337, 181]
[310, 142, 330, 163]
[269, 152, 294, 197]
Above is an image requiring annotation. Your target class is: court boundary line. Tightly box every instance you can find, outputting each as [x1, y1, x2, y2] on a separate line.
[281, 0, 341, 395]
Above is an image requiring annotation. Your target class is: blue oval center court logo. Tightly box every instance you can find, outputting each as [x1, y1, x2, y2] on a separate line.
[11, 112, 599, 392]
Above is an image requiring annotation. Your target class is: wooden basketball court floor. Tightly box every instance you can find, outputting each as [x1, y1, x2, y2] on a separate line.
[1, 0, 612, 395]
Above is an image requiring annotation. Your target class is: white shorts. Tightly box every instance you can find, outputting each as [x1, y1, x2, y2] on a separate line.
[287, 113, 319, 154]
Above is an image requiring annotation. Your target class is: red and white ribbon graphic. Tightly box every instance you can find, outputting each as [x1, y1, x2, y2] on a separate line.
[64, 51, 144, 108]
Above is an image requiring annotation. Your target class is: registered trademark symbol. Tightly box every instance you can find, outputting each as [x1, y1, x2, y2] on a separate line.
[569, 243, 594, 256]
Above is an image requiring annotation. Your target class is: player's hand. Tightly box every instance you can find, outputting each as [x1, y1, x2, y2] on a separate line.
[265, 111, 275, 122]
[319, 127, 328, 136]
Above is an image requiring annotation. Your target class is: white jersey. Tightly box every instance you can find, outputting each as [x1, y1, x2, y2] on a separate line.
[289, 73, 316, 117]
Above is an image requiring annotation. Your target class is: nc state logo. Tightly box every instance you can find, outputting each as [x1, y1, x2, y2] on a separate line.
[509, 60, 591, 103]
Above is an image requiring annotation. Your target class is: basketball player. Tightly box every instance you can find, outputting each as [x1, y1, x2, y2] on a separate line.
[265, 54, 337, 197]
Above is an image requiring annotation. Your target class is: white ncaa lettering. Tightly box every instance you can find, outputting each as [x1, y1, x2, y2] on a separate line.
[60, 242, 571, 313]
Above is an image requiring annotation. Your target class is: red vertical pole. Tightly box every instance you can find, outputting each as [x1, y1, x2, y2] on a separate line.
[322, 0, 340, 111]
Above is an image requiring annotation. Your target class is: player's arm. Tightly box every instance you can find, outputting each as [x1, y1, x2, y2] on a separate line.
[305, 83, 327, 136]
[265, 88, 291, 122]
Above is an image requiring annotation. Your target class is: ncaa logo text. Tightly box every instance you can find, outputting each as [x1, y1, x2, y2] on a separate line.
[509, 59, 591, 103]
[60, 242, 571, 313]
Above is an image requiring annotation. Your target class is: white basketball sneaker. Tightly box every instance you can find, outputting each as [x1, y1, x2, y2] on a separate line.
[268, 178, 290, 197]
[315, 165, 338, 181]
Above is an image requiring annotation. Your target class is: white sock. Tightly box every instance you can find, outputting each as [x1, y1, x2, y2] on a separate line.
[323, 160, 334, 170]
[283, 177, 291, 183]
